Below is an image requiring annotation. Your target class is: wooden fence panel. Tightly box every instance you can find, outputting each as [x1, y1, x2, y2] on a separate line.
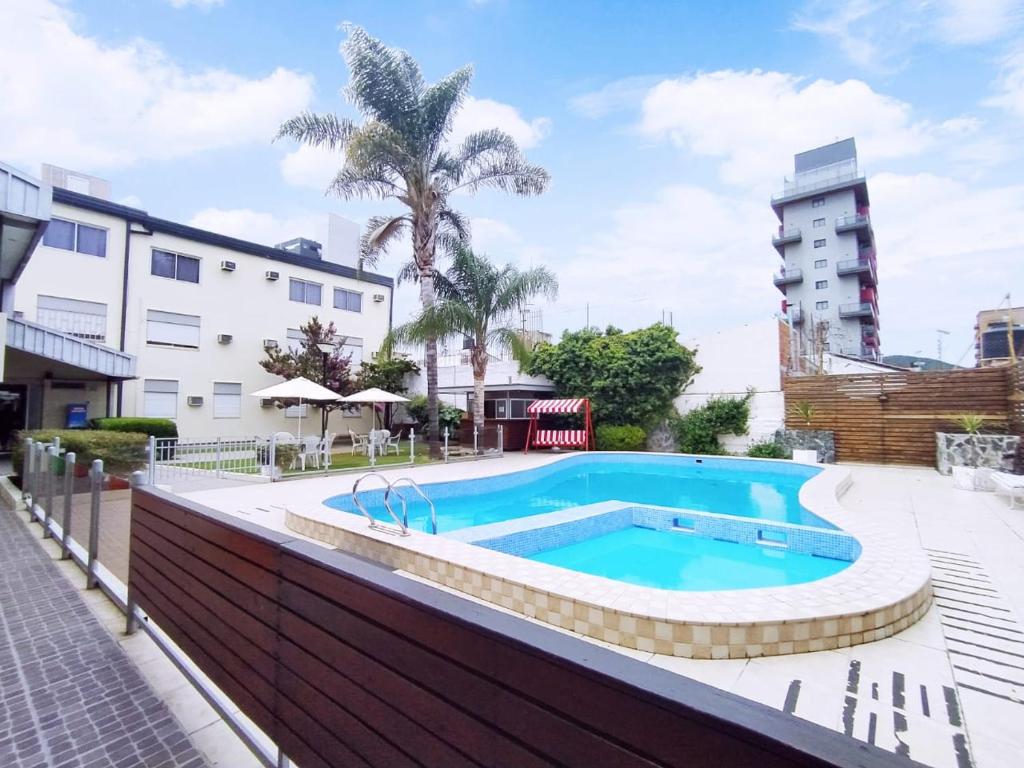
[784, 367, 1014, 465]
[129, 487, 922, 768]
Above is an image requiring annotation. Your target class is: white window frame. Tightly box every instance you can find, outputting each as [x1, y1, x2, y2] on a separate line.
[815, 300, 829, 310]
[814, 259, 827, 269]
[213, 381, 242, 419]
[143, 379, 178, 419]
[43, 217, 108, 258]
[36, 295, 107, 341]
[813, 218, 826, 228]
[333, 287, 363, 313]
[812, 197, 826, 208]
[340, 335, 364, 366]
[146, 309, 201, 349]
[813, 239, 827, 248]
[815, 280, 828, 289]
[151, 248, 201, 284]
[289, 278, 322, 306]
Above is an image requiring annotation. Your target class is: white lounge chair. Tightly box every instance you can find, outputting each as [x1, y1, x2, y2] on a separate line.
[992, 472, 1024, 509]
[384, 429, 401, 456]
[349, 430, 368, 455]
[299, 436, 321, 470]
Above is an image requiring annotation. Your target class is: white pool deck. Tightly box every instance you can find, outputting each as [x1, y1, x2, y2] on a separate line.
[183, 457, 1024, 768]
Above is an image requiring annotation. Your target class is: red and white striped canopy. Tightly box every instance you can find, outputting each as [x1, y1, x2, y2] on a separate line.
[527, 398, 587, 414]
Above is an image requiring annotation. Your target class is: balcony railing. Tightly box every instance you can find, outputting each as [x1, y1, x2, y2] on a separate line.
[772, 167, 865, 202]
[790, 306, 804, 325]
[835, 214, 870, 233]
[771, 227, 802, 250]
[839, 302, 875, 319]
[773, 267, 803, 289]
[836, 258, 877, 286]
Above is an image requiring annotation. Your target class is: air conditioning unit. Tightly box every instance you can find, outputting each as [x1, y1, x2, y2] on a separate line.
[263, 338, 279, 349]
[372, 293, 385, 302]
[265, 270, 280, 281]
[186, 396, 204, 407]
[220, 260, 236, 272]
[217, 333, 233, 344]
[259, 398, 275, 408]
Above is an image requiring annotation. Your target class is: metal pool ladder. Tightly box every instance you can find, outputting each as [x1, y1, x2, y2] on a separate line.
[350, 473, 437, 536]
[385, 477, 438, 535]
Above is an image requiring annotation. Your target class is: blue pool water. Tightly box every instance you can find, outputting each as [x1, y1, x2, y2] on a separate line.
[530, 526, 849, 590]
[324, 453, 831, 533]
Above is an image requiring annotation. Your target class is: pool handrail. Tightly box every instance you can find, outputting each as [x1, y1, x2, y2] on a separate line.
[384, 477, 438, 535]
[351, 472, 409, 536]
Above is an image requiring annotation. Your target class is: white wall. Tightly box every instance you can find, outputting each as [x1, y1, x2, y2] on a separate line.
[14, 200, 393, 438]
[675, 319, 786, 451]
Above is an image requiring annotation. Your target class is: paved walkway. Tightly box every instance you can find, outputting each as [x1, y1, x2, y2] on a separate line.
[0, 502, 209, 768]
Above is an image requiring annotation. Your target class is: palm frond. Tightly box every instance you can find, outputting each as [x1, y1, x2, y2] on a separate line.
[394, 260, 421, 285]
[492, 264, 559, 315]
[330, 164, 404, 201]
[419, 65, 474, 152]
[275, 112, 356, 150]
[391, 302, 477, 346]
[360, 215, 410, 268]
[342, 26, 424, 133]
[450, 156, 550, 196]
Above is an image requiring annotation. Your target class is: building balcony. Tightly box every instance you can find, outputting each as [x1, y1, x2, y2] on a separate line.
[771, 226, 801, 253]
[836, 258, 877, 286]
[839, 302, 876, 319]
[835, 214, 870, 233]
[773, 267, 803, 292]
[790, 306, 804, 325]
[860, 345, 881, 361]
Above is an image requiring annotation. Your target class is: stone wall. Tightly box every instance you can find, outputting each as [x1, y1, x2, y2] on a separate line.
[935, 432, 1020, 475]
[775, 428, 836, 463]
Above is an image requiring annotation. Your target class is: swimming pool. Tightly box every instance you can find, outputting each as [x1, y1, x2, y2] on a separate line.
[324, 453, 832, 533]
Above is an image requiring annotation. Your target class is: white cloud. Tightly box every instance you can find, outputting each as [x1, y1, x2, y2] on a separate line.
[985, 48, 1024, 119]
[637, 69, 969, 188]
[450, 96, 550, 149]
[0, 0, 313, 171]
[569, 75, 665, 118]
[280, 144, 344, 191]
[166, 0, 224, 9]
[188, 207, 326, 247]
[934, 0, 1023, 45]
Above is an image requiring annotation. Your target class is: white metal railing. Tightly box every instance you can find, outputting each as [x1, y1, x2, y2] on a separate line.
[773, 167, 865, 201]
[36, 308, 108, 342]
[148, 436, 264, 481]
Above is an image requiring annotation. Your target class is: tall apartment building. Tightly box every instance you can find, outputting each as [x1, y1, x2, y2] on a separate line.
[771, 138, 880, 362]
[975, 306, 1024, 367]
[1, 163, 394, 438]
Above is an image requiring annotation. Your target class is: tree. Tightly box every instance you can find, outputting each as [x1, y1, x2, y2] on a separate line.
[355, 350, 420, 429]
[259, 317, 354, 437]
[276, 26, 549, 457]
[526, 324, 700, 427]
[390, 247, 557, 441]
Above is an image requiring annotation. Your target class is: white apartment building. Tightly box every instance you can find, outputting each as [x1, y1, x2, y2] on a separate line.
[3, 165, 393, 439]
[771, 138, 881, 362]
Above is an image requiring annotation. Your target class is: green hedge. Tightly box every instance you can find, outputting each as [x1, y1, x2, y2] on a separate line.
[746, 440, 791, 459]
[12, 429, 149, 476]
[595, 424, 647, 451]
[673, 392, 752, 455]
[91, 417, 178, 439]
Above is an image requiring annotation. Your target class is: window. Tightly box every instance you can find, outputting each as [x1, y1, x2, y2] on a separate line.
[814, 259, 827, 269]
[36, 295, 107, 341]
[813, 218, 826, 228]
[147, 310, 200, 348]
[822, 342, 831, 351]
[286, 328, 305, 351]
[213, 382, 242, 418]
[815, 300, 829, 310]
[815, 280, 828, 289]
[143, 379, 178, 418]
[812, 197, 826, 208]
[289, 278, 321, 305]
[340, 336, 363, 366]
[333, 288, 362, 313]
[814, 239, 826, 248]
[43, 218, 107, 257]
[285, 403, 309, 418]
[151, 249, 200, 283]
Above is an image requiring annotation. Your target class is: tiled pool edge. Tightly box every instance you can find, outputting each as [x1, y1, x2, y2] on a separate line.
[285, 458, 934, 659]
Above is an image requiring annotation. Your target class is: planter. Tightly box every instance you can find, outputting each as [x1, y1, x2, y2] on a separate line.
[935, 432, 1020, 475]
[774, 428, 835, 464]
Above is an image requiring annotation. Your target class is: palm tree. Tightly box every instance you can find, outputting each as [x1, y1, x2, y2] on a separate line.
[390, 247, 558, 445]
[276, 26, 550, 456]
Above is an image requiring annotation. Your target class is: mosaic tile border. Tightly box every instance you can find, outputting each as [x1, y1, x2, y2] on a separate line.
[284, 457, 933, 659]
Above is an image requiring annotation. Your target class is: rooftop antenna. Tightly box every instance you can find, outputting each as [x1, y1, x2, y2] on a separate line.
[936, 329, 950, 363]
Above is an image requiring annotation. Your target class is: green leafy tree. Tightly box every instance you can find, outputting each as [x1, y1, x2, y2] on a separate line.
[674, 392, 753, 454]
[527, 323, 699, 427]
[259, 317, 354, 437]
[276, 26, 550, 456]
[390, 247, 557, 438]
[355, 351, 420, 428]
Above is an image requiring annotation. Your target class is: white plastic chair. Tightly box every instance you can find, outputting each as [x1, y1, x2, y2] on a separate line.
[368, 429, 390, 458]
[299, 436, 321, 470]
[321, 432, 337, 467]
[349, 430, 368, 455]
[384, 430, 401, 456]
[993, 472, 1024, 509]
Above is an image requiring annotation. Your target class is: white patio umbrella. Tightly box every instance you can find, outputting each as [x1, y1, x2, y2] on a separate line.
[339, 387, 410, 465]
[249, 376, 342, 440]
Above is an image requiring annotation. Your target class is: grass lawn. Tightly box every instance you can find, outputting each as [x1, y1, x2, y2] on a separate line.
[281, 441, 434, 475]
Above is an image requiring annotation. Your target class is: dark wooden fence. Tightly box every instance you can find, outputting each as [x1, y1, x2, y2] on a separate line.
[783, 366, 1015, 465]
[128, 486, 918, 768]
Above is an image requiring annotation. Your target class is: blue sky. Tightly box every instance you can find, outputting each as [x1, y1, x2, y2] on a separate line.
[3, 0, 1024, 364]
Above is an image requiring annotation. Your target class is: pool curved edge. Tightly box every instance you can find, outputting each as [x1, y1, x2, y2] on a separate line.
[285, 454, 933, 659]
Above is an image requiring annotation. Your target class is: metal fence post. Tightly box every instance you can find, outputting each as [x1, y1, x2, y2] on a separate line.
[87, 459, 103, 589]
[443, 427, 449, 463]
[125, 470, 147, 635]
[33, 443, 46, 522]
[498, 424, 504, 456]
[216, 437, 223, 478]
[22, 437, 33, 506]
[409, 428, 416, 465]
[43, 445, 56, 538]
[473, 425, 479, 455]
[269, 433, 277, 481]
[147, 435, 157, 485]
[62, 452, 76, 560]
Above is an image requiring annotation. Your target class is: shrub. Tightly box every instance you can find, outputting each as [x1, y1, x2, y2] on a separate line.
[92, 417, 178, 439]
[746, 440, 791, 459]
[405, 395, 464, 433]
[791, 400, 817, 427]
[673, 392, 752, 455]
[953, 413, 984, 435]
[12, 429, 149, 476]
[595, 424, 647, 451]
